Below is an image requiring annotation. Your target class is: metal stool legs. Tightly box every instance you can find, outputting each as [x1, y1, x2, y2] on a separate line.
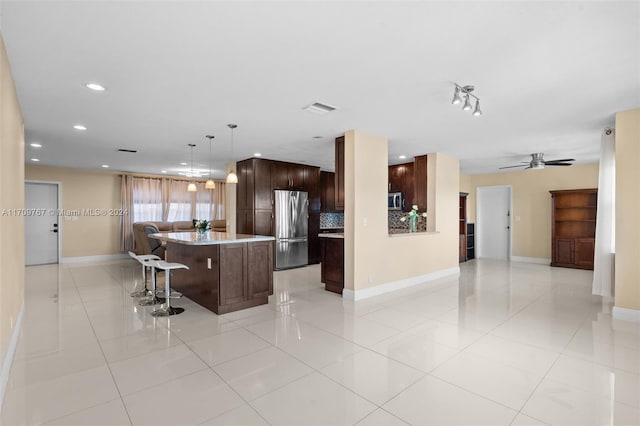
[138, 262, 164, 306]
[151, 261, 188, 317]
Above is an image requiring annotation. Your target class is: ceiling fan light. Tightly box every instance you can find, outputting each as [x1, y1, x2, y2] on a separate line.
[226, 171, 238, 184]
[472, 100, 482, 116]
[187, 182, 197, 192]
[462, 94, 472, 111]
[205, 179, 216, 189]
[451, 86, 462, 104]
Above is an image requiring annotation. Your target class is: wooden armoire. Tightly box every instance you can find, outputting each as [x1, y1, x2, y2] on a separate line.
[550, 189, 597, 270]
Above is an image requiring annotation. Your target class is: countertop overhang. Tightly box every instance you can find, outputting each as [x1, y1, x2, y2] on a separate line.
[150, 231, 275, 246]
[318, 233, 344, 239]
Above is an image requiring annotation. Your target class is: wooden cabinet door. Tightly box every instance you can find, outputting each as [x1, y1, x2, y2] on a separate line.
[272, 162, 290, 189]
[306, 166, 321, 212]
[402, 163, 414, 208]
[335, 136, 345, 210]
[414, 155, 428, 211]
[575, 238, 595, 267]
[388, 164, 404, 193]
[247, 241, 273, 297]
[254, 159, 273, 210]
[219, 243, 248, 306]
[320, 171, 335, 212]
[254, 210, 273, 236]
[555, 238, 575, 265]
[236, 160, 249, 211]
[308, 212, 320, 264]
[288, 164, 306, 189]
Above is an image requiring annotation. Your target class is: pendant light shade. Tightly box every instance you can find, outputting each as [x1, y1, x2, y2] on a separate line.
[187, 143, 197, 192]
[226, 124, 238, 184]
[205, 135, 216, 189]
[226, 171, 238, 184]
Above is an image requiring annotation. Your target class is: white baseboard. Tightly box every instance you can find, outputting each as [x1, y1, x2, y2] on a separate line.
[61, 253, 129, 264]
[612, 306, 640, 323]
[510, 256, 551, 265]
[343, 266, 460, 301]
[1, 303, 24, 410]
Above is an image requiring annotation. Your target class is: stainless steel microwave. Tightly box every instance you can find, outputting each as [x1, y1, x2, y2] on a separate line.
[388, 192, 403, 210]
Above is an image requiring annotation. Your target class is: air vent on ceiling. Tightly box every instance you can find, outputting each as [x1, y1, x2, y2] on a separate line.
[302, 102, 337, 115]
[117, 148, 138, 153]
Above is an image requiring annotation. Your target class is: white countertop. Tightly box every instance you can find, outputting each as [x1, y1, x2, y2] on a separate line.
[318, 233, 344, 239]
[150, 231, 275, 246]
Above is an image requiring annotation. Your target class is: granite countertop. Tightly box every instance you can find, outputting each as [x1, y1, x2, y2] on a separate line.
[319, 227, 345, 231]
[318, 233, 344, 239]
[150, 231, 275, 246]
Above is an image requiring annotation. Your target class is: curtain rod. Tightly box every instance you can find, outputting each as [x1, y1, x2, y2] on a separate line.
[119, 172, 226, 184]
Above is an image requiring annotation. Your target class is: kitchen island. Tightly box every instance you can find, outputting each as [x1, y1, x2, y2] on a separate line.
[150, 232, 274, 314]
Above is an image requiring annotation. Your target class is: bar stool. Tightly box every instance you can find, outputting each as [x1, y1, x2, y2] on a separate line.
[138, 258, 165, 307]
[128, 251, 161, 298]
[150, 260, 188, 316]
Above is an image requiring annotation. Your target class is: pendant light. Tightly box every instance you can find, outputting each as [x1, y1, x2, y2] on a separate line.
[204, 135, 216, 189]
[226, 124, 238, 184]
[187, 143, 197, 192]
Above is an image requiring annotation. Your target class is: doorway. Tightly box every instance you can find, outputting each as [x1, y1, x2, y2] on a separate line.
[476, 185, 512, 259]
[25, 182, 60, 265]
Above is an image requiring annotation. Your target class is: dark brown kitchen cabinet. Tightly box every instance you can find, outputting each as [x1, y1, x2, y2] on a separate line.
[321, 237, 344, 294]
[219, 242, 248, 306]
[273, 161, 306, 189]
[335, 136, 345, 211]
[320, 171, 336, 212]
[413, 155, 428, 212]
[459, 192, 468, 262]
[388, 162, 414, 210]
[236, 157, 321, 267]
[550, 189, 597, 270]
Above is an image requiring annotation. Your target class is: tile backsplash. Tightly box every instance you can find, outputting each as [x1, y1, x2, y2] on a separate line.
[319, 212, 344, 229]
[320, 211, 427, 232]
[388, 211, 427, 232]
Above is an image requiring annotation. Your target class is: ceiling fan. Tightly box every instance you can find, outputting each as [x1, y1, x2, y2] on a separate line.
[499, 153, 575, 170]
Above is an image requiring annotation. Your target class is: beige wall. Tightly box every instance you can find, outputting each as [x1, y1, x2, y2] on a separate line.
[25, 165, 122, 258]
[614, 109, 640, 312]
[461, 163, 599, 260]
[344, 130, 459, 295]
[0, 35, 25, 382]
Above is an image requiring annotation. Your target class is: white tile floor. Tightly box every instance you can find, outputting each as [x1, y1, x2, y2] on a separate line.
[2, 259, 639, 425]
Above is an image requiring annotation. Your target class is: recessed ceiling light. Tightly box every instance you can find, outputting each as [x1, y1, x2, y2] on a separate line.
[254, 152, 262, 157]
[161, 170, 167, 174]
[73, 124, 87, 130]
[30, 143, 42, 148]
[180, 162, 188, 166]
[31, 158, 40, 162]
[101, 164, 109, 168]
[399, 155, 407, 159]
[85, 83, 106, 91]
[312, 136, 323, 139]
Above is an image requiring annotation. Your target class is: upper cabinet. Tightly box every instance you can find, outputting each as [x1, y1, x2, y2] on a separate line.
[320, 171, 336, 212]
[273, 161, 306, 190]
[335, 136, 345, 211]
[388, 162, 413, 210]
[413, 155, 428, 211]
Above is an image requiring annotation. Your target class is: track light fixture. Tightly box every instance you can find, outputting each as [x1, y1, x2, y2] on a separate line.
[452, 83, 482, 116]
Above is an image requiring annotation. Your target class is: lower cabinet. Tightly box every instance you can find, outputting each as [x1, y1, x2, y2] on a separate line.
[320, 237, 344, 294]
[552, 237, 595, 270]
[167, 240, 273, 314]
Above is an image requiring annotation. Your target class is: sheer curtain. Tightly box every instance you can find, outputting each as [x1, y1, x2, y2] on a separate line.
[132, 177, 163, 222]
[166, 179, 193, 221]
[195, 181, 226, 220]
[592, 128, 616, 297]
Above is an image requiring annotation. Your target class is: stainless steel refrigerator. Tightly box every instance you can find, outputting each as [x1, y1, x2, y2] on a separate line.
[274, 190, 308, 270]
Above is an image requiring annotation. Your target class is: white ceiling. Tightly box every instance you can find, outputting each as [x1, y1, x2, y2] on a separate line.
[2, 1, 639, 177]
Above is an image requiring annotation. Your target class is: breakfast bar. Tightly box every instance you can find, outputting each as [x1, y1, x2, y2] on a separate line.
[150, 232, 275, 314]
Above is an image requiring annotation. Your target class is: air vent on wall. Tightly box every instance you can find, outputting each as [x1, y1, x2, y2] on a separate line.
[302, 102, 337, 115]
[117, 148, 138, 153]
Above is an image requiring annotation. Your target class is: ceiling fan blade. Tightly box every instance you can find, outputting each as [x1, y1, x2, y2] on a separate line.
[545, 158, 575, 163]
[499, 164, 529, 169]
[545, 163, 572, 166]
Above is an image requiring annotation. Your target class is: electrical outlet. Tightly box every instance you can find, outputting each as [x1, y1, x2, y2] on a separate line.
[363, 217, 368, 226]
[368, 275, 373, 283]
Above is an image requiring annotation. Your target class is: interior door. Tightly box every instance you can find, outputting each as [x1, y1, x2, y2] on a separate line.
[476, 185, 511, 259]
[25, 182, 59, 265]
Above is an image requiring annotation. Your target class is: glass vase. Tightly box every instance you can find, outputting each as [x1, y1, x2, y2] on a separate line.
[409, 215, 417, 233]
